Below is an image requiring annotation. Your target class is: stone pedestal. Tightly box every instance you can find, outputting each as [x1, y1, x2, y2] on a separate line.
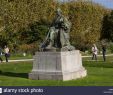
[29, 50, 87, 81]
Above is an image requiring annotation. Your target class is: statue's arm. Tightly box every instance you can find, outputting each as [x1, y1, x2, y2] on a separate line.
[62, 17, 71, 32]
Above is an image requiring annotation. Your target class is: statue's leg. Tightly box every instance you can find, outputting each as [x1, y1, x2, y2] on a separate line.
[60, 29, 66, 47]
[64, 32, 70, 46]
[50, 31, 54, 47]
[54, 29, 59, 47]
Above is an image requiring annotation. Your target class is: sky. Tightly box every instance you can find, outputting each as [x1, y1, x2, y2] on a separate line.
[59, 0, 113, 9]
[91, 0, 113, 9]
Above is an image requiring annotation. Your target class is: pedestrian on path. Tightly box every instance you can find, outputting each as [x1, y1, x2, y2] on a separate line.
[4, 46, 10, 62]
[102, 45, 106, 62]
[0, 47, 3, 63]
[91, 44, 98, 61]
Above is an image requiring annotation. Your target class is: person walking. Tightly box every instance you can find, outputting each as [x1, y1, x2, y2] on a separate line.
[4, 46, 10, 62]
[92, 44, 98, 61]
[102, 45, 106, 62]
[0, 47, 3, 63]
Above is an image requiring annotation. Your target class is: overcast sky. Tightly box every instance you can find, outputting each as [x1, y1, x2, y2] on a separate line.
[59, 0, 113, 9]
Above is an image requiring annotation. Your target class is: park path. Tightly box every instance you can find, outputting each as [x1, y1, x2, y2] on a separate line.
[1, 54, 113, 62]
[2, 59, 33, 63]
[82, 54, 113, 57]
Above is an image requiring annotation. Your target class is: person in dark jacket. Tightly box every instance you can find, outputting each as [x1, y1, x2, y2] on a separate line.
[102, 45, 106, 62]
[0, 48, 3, 63]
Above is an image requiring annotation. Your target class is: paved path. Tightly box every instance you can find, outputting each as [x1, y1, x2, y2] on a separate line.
[82, 54, 113, 58]
[1, 54, 113, 63]
[1, 59, 33, 63]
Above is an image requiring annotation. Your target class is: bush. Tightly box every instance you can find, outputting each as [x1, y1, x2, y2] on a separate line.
[108, 42, 113, 53]
[19, 43, 39, 54]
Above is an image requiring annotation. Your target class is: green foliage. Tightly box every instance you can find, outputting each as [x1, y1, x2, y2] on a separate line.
[0, 0, 111, 52]
[0, 0, 55, 52]
[19, 22, 48, 44]
[107, 42, 113, 53]
[101, 10, 113, 41]
[67, 1, 107, 50]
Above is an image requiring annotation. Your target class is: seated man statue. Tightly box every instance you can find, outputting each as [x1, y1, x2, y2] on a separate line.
[40, 8, 75, 51]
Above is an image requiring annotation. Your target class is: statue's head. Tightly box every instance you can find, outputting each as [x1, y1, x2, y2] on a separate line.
[56, 8, 62, 16]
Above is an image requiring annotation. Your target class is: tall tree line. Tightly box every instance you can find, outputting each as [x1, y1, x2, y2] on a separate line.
[0, 0, 111, 52]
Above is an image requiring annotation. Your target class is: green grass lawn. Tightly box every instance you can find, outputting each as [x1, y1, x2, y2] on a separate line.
[0, 60, 113, 86]
[82, 55, 113, 62]
[1, 54, 32, 60]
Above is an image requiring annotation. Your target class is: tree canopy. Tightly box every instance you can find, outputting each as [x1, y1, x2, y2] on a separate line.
[101, 10, 113, 41]
[0, 0, 112, 52]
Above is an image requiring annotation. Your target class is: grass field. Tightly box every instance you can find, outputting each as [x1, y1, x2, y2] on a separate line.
[1, 53, 32, 60]
[0, 59, 113, 86]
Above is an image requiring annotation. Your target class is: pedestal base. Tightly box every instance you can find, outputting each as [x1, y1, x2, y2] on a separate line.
[29, 50, 87, 81]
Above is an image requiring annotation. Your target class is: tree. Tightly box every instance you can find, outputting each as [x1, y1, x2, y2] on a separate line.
[0, 0, 111, 52]
[101, 10, 113, 41]
[67, 1, 107, 50]
[0, 0, 56, 51]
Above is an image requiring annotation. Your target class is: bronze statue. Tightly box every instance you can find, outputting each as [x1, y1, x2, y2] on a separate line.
[41, 8, 75, 51]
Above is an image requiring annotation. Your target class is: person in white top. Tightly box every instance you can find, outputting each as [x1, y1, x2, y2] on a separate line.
[4, 46, 10, 62]
[92, 44, 98, 61]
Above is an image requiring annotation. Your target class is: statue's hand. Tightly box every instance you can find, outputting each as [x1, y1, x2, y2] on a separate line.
[64, 27, 68, 31]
